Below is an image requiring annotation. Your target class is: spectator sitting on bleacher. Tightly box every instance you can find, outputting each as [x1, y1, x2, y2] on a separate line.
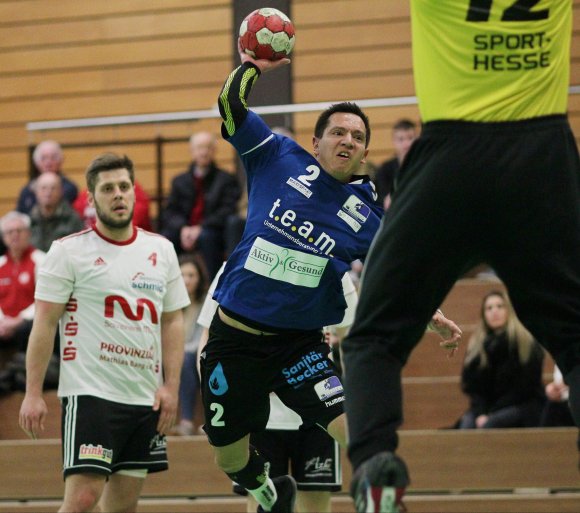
[170, 254, 208, 436]
[73, 180, 152, 231]
[17, 140, 78, 215]
[0, 211, 45, 352]
[29, 172, 84, 252]
[457, 290, 546, 429]
[160, 131, 241, 280]
[0, 211, 58, 393]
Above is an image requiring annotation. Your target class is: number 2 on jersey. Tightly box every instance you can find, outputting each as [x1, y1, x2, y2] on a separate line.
[297, 165, 320, 187]
[466, 0, 549, 22]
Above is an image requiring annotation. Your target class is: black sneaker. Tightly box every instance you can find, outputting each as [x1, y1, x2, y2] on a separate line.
[350, 452, 410, 513]
[257, 475, 297, 513]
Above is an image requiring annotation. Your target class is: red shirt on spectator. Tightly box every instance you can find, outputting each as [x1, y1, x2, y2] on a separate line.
[0, 245, 45, 319]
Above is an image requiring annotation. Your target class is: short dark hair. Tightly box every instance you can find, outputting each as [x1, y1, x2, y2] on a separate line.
[85, 153, 135, 193]
[393, 118, 416, 132]
[314, 102, 371, 148]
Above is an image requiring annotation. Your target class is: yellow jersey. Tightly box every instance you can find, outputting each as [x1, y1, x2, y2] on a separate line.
[410, 0, 571, 122]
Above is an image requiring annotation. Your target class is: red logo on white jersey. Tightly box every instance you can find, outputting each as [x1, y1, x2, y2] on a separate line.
[66, 298, 78, 312]
[148, 252, 157, 266]
[63, 321, 78, 337]
[104, 295, 159, 324]
[63, 341, 78, 361]
[94, 257, 106, 266]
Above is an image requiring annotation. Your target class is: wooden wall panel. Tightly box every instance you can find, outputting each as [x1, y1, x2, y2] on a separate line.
[0, 0, 224, 23]
[0, 36, 229, 76]
[2, 86, 221, 124]
[0, 0, 235, 217]
[0, 61, 230, 100]
[0, 0, 577, 219]
[0, 8, 232, 49]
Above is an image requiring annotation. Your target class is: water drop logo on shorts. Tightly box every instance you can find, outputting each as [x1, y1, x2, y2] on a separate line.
[209, 362, 229, 396]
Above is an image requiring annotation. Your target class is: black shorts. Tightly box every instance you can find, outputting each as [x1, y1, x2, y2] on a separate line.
[200, 315, 344, 446]
[234, 425, 341, 493]
[349, 115, 580, 374]
[61, 395, 168, 478]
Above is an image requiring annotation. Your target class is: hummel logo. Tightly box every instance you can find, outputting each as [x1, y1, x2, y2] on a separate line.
[94, 257, 106, 266]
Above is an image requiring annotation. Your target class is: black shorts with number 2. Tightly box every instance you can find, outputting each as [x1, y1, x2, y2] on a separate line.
[200, 314, 345, 447]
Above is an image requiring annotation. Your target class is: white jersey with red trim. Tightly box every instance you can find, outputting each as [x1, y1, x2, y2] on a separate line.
[35, 227, 190, 406]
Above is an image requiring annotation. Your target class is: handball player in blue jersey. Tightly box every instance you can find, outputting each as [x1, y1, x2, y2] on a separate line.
[199, 46, 461, 513]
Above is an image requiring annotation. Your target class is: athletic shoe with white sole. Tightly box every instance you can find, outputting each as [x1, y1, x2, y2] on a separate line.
[257, 475, 297, 513]
[350, 452, 410, 513]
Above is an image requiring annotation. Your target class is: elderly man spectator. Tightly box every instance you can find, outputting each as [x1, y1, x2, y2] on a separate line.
[0, 211, 45, 352]
[160, 131, 240, 279]
[17, 140, 78, 214]
[29, 172, 83, 252]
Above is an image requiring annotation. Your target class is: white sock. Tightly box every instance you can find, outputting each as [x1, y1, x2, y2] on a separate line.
[248, 476, 278, 512]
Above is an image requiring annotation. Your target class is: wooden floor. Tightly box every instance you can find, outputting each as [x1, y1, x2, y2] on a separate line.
[1, 492, 580, 513]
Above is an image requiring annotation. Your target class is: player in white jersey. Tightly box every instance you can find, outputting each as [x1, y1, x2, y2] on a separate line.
[19, 153, 190, 513]
[198, 263, 356, 512]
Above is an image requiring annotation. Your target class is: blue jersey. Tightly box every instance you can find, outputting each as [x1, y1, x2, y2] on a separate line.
[214, 111, 382, 330]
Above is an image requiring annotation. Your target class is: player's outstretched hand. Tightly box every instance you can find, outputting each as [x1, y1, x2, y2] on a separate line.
[19, 394, 47, 440]
[429, 310, 462, 358]
[153, 385, 178, 435]
[238, 41, 290, 73]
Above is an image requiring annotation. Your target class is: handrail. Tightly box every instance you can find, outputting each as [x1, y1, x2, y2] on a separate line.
[25, 85, 580, 132]
[25, 96, 419, 132]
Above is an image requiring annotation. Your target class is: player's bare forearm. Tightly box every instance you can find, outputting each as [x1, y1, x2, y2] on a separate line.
[25, 300, 65, 396]
[160, 309, 185, 393]
[19, 300, 65, 439]
[155, 309, 184, 433]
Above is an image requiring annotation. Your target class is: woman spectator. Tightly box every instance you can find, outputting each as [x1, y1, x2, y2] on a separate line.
[170, 254, 208, 435]
[458, 290, 546, 429]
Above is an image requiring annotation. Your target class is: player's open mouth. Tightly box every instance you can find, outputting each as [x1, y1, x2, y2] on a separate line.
[337, 152, 350, 160]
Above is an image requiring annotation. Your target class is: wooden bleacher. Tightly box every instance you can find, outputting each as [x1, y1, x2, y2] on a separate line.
[0, 278, 575, 511]
[0, 429, 577, 512]
[401, 278, 556, 430]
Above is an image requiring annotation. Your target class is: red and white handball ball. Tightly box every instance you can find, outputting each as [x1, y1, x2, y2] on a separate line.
[239, 7, 295, 61]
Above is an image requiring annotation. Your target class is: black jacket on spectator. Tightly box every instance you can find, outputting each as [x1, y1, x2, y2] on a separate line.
[160, 162, 241, 249]
[461, 332, 545, 419]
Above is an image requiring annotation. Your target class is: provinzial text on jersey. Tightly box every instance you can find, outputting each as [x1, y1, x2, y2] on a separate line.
[100, 342, 154, 359]
[473, 31, 550, 71]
